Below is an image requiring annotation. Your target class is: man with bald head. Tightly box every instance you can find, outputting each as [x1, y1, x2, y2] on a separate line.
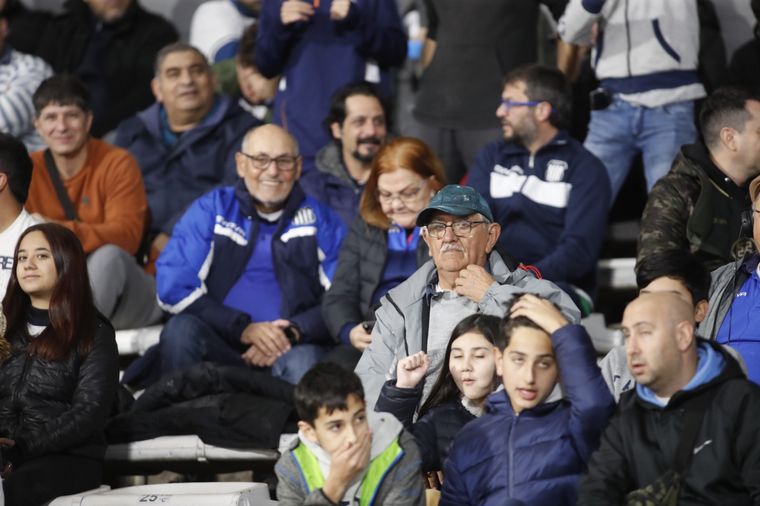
[134, 125, 345, 387]
[579, 292, 760, 504]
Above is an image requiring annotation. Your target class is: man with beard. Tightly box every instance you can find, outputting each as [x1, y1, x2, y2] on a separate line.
[468, 64, 610, 315]
[300, 82, 388, 226]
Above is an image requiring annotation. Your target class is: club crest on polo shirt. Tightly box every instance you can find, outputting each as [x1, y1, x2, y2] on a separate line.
[546, 159, 568, 182]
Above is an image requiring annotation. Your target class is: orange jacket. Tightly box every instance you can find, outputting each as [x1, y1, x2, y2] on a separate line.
[28, 138, 147, 255]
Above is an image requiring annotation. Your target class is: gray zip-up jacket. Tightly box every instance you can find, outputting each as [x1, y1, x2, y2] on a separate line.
[700, 254, 759, 339]
[356, 251, 580, 411]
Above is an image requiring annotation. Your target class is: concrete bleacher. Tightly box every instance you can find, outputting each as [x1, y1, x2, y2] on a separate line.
[49, 482, 278, 505]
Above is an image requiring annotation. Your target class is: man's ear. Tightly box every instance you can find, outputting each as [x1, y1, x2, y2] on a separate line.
[421, 227, 433, 257]
[0, 173, 7, 193]
[330, 122, 343, 142]
[694, 300, 708, 324]
[719, 126, 737, 152]
[298, 421, 319, 444]
[493, 346, 504, 377]
[85, 111, 94, 134]
[150, 77, 163, 103]
[234, 152, 247, 179]
[534, 101, 553, 123]
[485, 222, 501, 253]
[674, 320, 696, 352]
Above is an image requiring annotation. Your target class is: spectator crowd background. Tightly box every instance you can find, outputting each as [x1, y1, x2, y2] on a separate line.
[1, 0, 760, 504]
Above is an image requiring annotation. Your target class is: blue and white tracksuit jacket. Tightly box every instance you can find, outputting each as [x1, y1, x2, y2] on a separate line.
[156, 181, 346, 346]
[559, 0, 706, 107]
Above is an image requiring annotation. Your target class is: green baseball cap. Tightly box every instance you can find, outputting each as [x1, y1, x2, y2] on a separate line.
[416, 184, 494, 226]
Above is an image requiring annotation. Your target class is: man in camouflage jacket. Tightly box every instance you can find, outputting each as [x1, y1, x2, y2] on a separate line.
[637, 87, 760, 272]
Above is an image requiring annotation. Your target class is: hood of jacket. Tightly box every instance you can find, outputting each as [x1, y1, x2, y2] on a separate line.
[136, 94, 236, 144]
[633, 338, 744, 410]
[315, 142, 358, 188]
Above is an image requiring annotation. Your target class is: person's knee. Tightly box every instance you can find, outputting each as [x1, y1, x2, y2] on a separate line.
[160, 314, 207, 358]
[88, 244, 130, 281]
[273, 345, 326, 384]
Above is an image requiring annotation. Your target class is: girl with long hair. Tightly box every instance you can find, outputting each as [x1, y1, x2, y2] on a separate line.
[375, 313, 500, 482]
[0, 223, 119, 505]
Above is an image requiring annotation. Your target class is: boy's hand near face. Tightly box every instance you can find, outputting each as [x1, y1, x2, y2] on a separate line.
[510, 293, 569, 334]
[396, 351, 429, 389]
[322, 430, 372, 503]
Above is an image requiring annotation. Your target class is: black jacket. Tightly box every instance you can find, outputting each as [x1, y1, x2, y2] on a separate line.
[107, 363, 296, 449]
[28, 0, 178, 136]
[0, 314, 119, 466]
[375, 380, 474, 472]
[578, 340, 760, 505]
[322, 216, 429, 342]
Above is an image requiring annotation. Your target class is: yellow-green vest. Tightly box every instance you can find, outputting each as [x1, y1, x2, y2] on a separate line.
[292, 438, 404, 506]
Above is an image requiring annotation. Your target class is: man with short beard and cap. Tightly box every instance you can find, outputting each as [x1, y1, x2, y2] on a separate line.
[126, 125, 345, 388]
[299, 82, 389, 226]
[579, 292, 760, 504]
[355, 184, 580, 411]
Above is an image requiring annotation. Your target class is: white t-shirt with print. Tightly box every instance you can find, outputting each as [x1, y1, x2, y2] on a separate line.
[0, 209, 39, 301]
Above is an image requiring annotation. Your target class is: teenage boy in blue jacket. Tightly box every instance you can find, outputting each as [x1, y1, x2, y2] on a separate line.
[441, 294, 614, 506]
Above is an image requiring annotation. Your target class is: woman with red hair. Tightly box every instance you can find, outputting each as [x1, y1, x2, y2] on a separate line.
[322, 137, 446, 367]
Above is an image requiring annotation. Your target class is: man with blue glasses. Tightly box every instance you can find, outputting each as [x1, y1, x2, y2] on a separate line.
[468, 64, 609, 315]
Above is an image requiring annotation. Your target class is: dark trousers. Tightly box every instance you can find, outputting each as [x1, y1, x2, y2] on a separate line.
[3, 453, 102, 506]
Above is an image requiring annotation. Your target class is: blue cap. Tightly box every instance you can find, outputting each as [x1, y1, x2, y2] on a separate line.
[416, 185, 493, 226]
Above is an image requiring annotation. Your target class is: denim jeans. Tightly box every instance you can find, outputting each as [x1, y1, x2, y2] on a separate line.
[584, 96, 697, 202]
[159, 314, 328, 385]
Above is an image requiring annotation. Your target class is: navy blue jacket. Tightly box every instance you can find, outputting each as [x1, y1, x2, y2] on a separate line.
[468, 131, 610, 294]
[255, 0, 405, 159]
[376, 379, 475, 473]
[156, 181, 346, 345]
[115, 95, 259, 236]
[441, 324, 614, 506]
[300, 143, 363, 226]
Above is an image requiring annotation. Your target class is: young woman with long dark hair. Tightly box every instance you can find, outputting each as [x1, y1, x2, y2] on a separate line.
[375, 313, 500, 483]
[0, 223, 119, 505]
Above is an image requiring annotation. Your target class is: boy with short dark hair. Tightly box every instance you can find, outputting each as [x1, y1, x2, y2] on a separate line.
[600, 250, 711, 400]
[441, 294, 614, 506]
[275, 364, 424, 506]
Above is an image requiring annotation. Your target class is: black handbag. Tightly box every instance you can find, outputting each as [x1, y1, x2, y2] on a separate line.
[624, 389, 716, 506]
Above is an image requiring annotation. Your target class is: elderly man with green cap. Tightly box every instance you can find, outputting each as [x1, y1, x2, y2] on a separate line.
[356, 184, 580, 411]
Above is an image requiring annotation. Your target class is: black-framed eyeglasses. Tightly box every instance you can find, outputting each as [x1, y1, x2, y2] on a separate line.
[426, 220, 489, 238]
[239, 152, 298, 172]
[377, 180, 428, 205]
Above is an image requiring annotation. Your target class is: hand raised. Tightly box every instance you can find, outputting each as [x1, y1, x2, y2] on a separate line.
[329, 0, 351, 20]
[396, 351, 429, 389]
[281, 0, 314, 24]
[510, 293, 569, 334]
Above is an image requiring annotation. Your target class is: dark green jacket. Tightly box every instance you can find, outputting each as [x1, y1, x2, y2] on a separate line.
[637, 143, 755, 272]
